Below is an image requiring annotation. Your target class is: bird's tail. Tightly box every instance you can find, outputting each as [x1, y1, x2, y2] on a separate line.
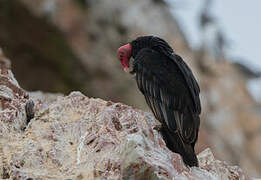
[160, 124, 198, 167]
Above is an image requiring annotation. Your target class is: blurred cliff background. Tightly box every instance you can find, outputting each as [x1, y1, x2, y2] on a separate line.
[0, 0, 261, 177]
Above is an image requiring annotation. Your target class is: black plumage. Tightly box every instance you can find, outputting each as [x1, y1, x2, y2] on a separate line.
[130, 36, 201, 167]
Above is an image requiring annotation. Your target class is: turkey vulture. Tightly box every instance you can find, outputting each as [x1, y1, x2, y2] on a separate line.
[117, 36, 201, 167]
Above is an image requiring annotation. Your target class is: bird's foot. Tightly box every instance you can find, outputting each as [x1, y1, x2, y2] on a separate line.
[153, 124, 162, 132]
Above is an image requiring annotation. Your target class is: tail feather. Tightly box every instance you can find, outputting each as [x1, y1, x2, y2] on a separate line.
[160, 124, 198, 167]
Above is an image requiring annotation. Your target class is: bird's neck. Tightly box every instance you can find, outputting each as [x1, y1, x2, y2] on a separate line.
[130, 36, 153, 58]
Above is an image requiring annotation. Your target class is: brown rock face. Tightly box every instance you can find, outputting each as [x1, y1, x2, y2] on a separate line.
[0, 0, 89, 93]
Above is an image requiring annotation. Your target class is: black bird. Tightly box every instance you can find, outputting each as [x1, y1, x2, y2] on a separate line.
[117, 36, 201, 167]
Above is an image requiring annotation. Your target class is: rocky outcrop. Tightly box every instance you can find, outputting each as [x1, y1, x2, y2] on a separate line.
[0, 49, 250, 179]
[0, 48, 29, 132]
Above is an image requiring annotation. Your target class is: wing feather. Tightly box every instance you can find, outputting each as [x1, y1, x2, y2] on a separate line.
[172, 54, 201, 114]
[150, 37, 201, 114]
[133, 48, 200, 144]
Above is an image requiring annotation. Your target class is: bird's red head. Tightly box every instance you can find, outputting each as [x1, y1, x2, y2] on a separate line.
[117, 43, 132, 73]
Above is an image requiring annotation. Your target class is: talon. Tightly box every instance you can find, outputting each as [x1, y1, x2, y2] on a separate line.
[153, 124, 162, 131]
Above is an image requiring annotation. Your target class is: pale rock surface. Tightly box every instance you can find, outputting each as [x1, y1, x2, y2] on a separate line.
[0, 90, 249, 179]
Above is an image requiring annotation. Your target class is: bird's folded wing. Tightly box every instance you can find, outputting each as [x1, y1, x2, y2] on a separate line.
[133, 48, 199, 144]
[169, 54, 201, 114]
